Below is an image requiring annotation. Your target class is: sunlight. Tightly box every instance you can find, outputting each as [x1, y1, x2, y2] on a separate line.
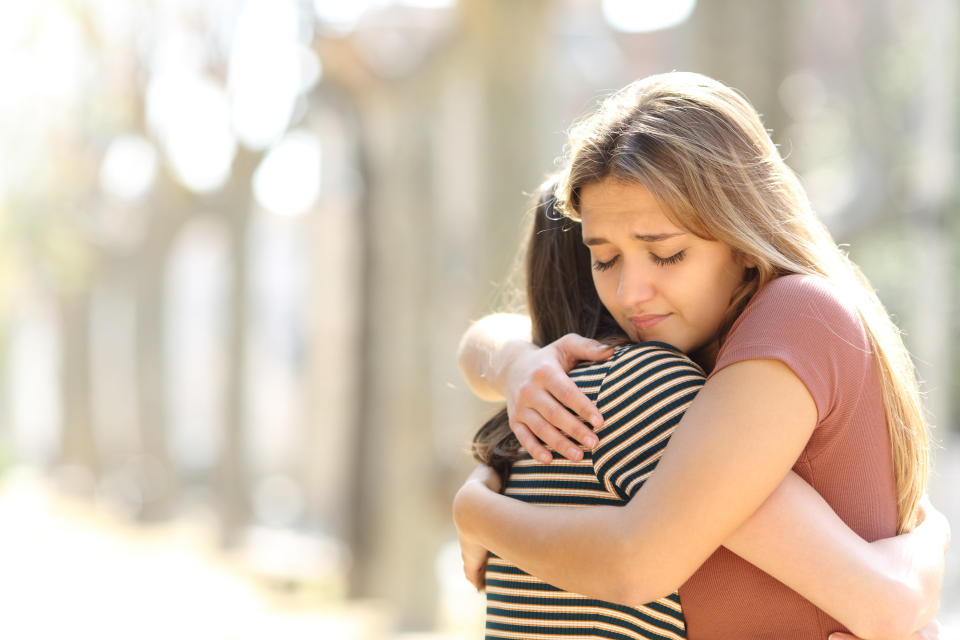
[252, 130, 322, 217]
[313, 0, 383, 31]
[146, 71, 237, 193]
[400, 0, 457, 7]
[99, 135, 158, 201]
[228, 0, 302, 150]
[601, 0, 696, 33]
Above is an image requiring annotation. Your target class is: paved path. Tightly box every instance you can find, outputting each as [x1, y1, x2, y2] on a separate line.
[0, 459, 956, 639]
[0, 467, 480, 640]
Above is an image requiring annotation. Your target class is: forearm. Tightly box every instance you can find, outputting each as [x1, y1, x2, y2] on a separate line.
[724, 473, 942, 639]
[457, 313, 532, 401]
[456, 360, 822, 606]
[453, 479, 643, 603]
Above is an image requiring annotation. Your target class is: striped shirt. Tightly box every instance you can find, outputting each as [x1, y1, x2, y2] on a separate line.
[484, 342, 705, 640]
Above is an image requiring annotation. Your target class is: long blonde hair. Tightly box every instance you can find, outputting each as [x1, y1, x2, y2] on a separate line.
[556, 72, 928, 532]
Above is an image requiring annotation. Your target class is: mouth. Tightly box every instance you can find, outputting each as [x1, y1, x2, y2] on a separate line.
[629, 313, 671, 332]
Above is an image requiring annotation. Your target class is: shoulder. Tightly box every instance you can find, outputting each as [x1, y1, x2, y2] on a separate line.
[717, 274, 872, 420]
[753, 274, 857, 318]
[590, 343, 705, 499]
[568, 342, 704, 404]
[736, 274, 864, 343]
[605, 342, 704, 377]
[596, 342, 705, 406]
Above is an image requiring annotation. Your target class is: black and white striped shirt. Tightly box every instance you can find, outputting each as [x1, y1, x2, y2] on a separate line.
[484, 342, 705, 640]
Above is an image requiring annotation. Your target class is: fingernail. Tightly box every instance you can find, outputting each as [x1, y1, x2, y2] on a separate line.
[591, 415, 604, 429]
[586, 436, 599, 449]
[567, 448, 582, 461]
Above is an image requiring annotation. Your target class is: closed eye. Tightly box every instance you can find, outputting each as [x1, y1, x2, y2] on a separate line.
[592, 256, 619, 272]
[652, 250, 686, 266]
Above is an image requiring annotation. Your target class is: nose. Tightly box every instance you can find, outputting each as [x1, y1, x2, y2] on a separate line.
[617, 260, 656, 309]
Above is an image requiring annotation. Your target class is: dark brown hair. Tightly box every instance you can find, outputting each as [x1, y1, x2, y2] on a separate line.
[470, 176, 626, 485]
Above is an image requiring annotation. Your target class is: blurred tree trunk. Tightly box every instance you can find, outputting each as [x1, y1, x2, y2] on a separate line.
[339, 72, 442, 630]
[57, 288, 98, 481]
[467, 0, 554, 280]
[212, 146, 261, 547]
[203, 146, 262, 548]
[901, 0, 956, 437]
[320, 0, 550, 629]
[690, 0, 792, 141]
[135, 177, 187, 522]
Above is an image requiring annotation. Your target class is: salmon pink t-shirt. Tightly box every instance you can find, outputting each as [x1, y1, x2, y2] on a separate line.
[678, 274, 899, 639]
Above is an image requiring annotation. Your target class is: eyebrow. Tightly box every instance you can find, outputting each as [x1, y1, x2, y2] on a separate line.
[583, 232, 685, 246]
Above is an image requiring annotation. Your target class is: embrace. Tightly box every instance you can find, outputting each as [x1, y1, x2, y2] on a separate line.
[453, 72, 950, 640]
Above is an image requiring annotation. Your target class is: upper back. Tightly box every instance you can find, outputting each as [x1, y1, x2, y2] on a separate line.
[485, 343, 704, 640]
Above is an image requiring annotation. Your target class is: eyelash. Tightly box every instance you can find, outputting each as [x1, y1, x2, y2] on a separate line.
[592, 257, 618, 272]
[592, 250, 686, 272]
[652, 249, 686, 266]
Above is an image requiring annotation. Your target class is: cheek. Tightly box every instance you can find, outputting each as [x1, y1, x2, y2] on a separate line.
[592, 273, 617, 308]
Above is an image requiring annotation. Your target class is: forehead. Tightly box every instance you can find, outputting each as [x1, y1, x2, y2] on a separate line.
[579, 178, 682, 234]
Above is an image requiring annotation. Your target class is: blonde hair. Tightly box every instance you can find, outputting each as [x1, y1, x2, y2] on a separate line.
[556, 72, 928, 533]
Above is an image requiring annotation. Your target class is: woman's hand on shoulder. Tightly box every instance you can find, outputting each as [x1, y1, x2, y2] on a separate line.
[503, 333, 612, 463]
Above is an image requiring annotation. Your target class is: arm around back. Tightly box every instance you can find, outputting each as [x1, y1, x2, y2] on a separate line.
[724, 474, 948, 640]
[455, 356, 818, 603]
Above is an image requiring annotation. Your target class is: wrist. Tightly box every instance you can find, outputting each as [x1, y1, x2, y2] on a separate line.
[491, 339, 537, 396]
[458, 314, 531, 401]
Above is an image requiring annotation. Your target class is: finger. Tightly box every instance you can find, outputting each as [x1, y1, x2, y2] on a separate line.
[539, 397, 599, 449]
[557, 333, 615, 368]
[512, 422, 554, 464]
[543, 369, 604, 430]
[521, 410, 583, 461]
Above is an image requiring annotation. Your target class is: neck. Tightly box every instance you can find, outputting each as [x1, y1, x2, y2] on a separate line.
[692, 339, 721, 373]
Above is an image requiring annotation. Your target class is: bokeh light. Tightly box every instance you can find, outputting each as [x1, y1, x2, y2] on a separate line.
[602, 0, 697, 32]
[228, 0, 303, 150]
[252, 131, 322, 217]
[146, 71, 237, 193]
[99, 135, 159, 201]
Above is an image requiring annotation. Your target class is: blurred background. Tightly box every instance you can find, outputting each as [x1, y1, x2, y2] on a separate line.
[0, 0, 957, 638]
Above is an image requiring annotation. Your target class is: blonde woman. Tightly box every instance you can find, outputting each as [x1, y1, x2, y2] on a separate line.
[455, 73, 949, 639]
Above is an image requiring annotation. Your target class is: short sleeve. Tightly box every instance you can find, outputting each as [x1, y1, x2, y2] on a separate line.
[592, 343, 705, 501]
[711, 274, 872, 424]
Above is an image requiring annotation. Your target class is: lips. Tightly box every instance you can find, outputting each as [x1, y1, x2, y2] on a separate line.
[630, 313, 670, 331]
